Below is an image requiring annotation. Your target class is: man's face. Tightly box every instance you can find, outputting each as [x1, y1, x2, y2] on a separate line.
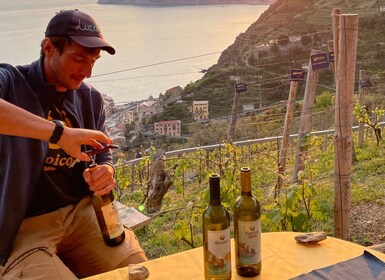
[44, 39, 101, 92]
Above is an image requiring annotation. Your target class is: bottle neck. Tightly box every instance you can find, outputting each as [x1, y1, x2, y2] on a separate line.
[240, 168, 252, 195]
[209, 175, 221, 206]
[93, 191, 113, 200]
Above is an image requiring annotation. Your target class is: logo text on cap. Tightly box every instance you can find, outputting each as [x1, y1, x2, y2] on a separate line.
[75, 19, 99, 33]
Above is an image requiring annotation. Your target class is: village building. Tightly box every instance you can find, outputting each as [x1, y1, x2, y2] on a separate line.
[138, 100, 164, 122]
[163, 86, 183, 105]
[165, 86, 183, 95]
[125, 110, 135, 124]
[154, 120, 181, 137]
[191, 100, 209, 121]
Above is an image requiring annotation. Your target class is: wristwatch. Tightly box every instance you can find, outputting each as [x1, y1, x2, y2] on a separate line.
[49, 120, 64, 144]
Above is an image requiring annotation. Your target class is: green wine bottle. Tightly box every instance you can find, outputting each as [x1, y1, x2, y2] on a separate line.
[234, 167, 262, 277]
[202, 174, 232, 280]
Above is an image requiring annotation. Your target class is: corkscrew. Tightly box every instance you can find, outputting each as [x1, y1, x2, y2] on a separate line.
[86, 144, 119, 168]
[69, 144, 119, 168]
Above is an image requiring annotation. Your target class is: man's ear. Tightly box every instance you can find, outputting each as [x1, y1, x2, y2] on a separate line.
[42, 38, 55, 57]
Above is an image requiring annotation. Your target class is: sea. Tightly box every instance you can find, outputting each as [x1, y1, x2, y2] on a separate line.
[0, 0, 268, 104]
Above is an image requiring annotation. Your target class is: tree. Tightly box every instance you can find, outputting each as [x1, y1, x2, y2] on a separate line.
[270, 42, 280, 54]
[277, 34, 290, 46]
[149, 103, 190, 124]
[301, 34, 312, 46]
[315, 91, 334, 109]
[145, 150, 176, 213]
[312, 33, 321, 45]
[247, 54, 256, 67]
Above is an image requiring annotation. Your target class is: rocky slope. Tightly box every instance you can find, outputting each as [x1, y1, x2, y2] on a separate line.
[215, 0, 383, 69]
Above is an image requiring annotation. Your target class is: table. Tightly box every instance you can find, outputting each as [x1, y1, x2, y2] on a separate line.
[84, 232, 385, 280]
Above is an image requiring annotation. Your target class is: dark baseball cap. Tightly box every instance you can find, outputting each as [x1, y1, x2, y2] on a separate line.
[45, 9, 115, 55]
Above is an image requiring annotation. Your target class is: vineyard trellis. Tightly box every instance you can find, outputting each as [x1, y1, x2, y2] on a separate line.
[113, 120, 384, 259]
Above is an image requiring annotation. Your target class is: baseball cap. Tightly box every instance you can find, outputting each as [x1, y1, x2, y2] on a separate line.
[45, 9, 115, 55]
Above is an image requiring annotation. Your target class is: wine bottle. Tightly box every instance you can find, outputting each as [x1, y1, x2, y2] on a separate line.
[234, 167, 262, 277]
[89, 162, 125, 246]
[202, 174, 232, 280]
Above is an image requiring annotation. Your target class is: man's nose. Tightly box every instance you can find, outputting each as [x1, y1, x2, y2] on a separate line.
[81, 63, 93, 78]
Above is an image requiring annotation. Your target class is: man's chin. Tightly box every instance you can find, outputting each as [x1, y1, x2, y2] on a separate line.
[54, 81, 82, 92]
[67, 82, 82, 90]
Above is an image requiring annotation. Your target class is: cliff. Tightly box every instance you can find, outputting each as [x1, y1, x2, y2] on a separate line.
[98, 0, 275, 5]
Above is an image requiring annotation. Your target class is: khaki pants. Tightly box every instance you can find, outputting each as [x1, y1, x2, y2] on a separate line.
[1, 197, 146, 279]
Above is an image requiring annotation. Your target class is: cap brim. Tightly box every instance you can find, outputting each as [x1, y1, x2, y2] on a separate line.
[70, 35, 116, 55]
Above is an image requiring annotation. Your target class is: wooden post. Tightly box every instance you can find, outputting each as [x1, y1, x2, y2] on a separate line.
[358, 70, 366, 147]
[228, 90, 241, 142]
[205, 150, 210, 169]
[131, 164, 135, 192]
[330, 39, 358, 161]
[248, 141, 252, 163]
[333, 14, 358, 240]
[276, 80, 298, 195]
[331, 13, 358, 162]
[293, 49, 321, 183]
[332, 8, 342, 75]
[327, 40, 336, 79]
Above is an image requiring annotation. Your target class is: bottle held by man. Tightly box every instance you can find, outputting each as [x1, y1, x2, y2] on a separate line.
[234, 167, 262, 277]
[202, 174, 232, 280]
[89, 162, 125, 246]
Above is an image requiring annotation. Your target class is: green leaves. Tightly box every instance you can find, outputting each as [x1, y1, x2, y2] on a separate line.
[310, 199, 332, 221]
[173, 221, 191, 240]
[264, 179, 332, 232]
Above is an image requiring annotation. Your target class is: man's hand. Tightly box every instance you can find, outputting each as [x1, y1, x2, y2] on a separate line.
[58, 127, 112, 162]
[83, 164, 116, 195]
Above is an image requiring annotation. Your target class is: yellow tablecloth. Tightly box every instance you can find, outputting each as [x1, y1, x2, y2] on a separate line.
[84, 232, 385, 280]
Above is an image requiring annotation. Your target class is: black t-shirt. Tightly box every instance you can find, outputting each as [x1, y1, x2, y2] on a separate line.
[26, 104, 89, 217]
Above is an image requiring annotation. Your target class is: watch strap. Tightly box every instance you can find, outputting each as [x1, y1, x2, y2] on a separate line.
[49, 120, 64, 144]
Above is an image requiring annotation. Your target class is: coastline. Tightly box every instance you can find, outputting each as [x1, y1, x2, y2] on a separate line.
[97, 0, 275, 6]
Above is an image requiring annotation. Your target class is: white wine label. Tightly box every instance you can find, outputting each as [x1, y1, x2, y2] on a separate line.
[207, 228, 231, 275]
[238, 220, 261, 264]
[101, 201, 124, 238]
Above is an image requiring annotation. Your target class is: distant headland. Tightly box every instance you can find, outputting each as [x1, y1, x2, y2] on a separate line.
[97, 0, 276, 5]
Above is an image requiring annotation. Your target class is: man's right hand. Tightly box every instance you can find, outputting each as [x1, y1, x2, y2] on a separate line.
[58, 127, 112, 162]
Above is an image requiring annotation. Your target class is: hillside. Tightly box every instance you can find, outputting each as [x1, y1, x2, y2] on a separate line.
[176, 0, 385, 120]
[217, 0, 383, 68]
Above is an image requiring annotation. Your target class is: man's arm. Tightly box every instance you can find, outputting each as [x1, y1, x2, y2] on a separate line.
[0, 99, 112, 161]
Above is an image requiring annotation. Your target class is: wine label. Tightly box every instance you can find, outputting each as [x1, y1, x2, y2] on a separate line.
[238, 220, 261, 264]
[207, 228, 231, 275]
[101, 201, 124, 238]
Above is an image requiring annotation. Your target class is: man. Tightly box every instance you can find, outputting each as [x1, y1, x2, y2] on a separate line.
[0, 9, 147, 279]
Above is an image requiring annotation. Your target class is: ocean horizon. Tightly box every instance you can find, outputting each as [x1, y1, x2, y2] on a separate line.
[0, 0, 268, 103]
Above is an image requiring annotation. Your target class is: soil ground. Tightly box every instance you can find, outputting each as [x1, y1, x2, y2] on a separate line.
[350, 203, 385, 253]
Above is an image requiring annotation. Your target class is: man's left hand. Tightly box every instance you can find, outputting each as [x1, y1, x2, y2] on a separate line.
[83, 164, 116, 195]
